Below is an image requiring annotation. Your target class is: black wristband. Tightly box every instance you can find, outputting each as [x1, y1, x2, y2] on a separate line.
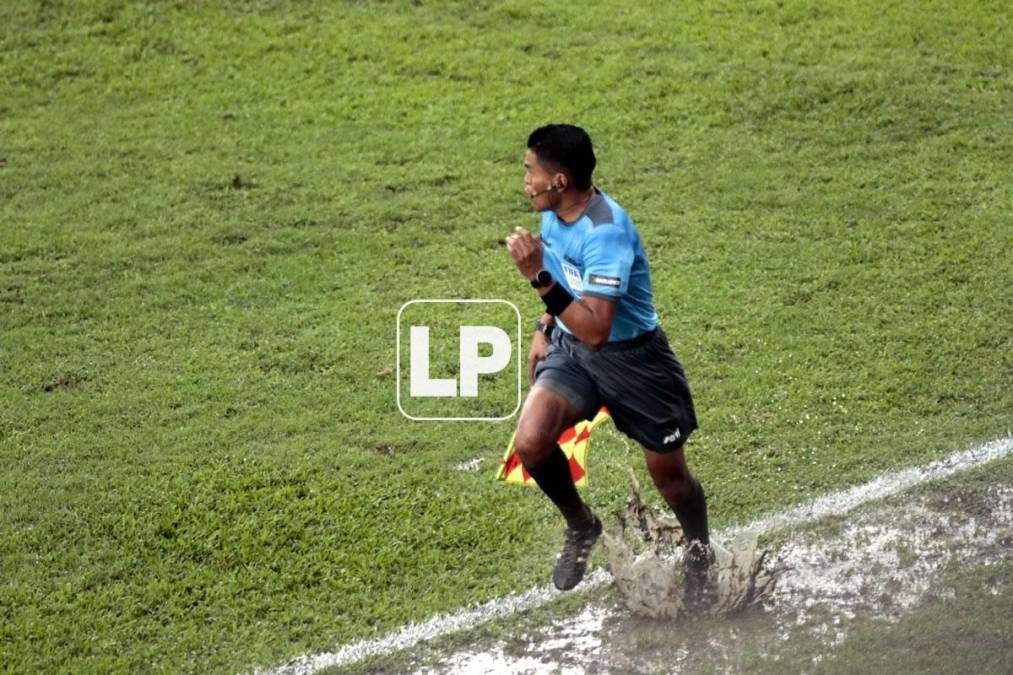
[540, 283, 574, 316]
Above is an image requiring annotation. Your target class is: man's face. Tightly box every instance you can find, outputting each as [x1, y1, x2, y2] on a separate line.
[523, 149, 560, 212]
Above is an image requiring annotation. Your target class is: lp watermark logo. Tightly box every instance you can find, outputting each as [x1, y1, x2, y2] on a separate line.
[396, 299, 522, 421]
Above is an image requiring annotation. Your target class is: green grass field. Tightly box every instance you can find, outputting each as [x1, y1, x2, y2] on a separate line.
[2, 0, 1011, 671]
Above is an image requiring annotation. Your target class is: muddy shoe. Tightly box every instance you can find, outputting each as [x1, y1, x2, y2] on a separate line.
[553, 513, 603, 591]
[683, 540, 717, 612]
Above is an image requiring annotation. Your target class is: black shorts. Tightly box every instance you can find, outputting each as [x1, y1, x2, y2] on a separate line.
[533, 326, 698, 452]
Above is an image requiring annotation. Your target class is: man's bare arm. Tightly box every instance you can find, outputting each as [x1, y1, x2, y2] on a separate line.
[548, 291, 615, 351]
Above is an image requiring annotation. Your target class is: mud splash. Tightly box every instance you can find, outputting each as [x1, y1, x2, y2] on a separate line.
[603, 470, 783, 619]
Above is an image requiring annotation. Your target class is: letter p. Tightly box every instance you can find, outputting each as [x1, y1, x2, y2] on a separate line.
[458, 326, 512, 397]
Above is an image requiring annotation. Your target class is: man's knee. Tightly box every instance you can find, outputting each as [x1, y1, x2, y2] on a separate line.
[514, 424, 558, 466]
[644, 448, 694, 504]
[513, 386, 576, 466]
[653, 471, 693, 504]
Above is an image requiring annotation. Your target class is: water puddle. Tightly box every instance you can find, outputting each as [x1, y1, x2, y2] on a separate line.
[407, 482, 1013, 674]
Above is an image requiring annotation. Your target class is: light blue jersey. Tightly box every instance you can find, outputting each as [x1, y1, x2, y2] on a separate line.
[539, 189, 659, 342]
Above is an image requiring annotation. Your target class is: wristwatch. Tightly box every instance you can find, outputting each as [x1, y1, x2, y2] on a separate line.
[530, 269, 553, 289]
[534, 319, 555, 340]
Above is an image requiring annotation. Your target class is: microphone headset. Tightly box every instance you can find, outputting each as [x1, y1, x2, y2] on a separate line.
[527, 181, 562, 199]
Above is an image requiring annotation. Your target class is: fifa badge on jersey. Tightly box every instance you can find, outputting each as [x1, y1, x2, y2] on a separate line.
[562, 263, 584, 293]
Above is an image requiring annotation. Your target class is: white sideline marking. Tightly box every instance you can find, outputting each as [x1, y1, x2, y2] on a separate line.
[257, 435, 1013, 675]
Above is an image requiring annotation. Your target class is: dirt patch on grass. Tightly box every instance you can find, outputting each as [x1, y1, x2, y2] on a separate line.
[42, 372, 88, 392]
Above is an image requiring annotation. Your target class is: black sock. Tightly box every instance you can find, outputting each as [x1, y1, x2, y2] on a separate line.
[668, 478, 710, 545]
[523, 445, 592, 528]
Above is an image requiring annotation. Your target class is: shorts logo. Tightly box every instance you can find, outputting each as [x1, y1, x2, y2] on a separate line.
[589, 274, 621, 288]
[663, 429, 681, 445]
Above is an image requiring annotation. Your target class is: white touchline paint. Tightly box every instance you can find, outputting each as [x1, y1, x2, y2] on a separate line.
[722, 434, 1013, 539]
[256, 435, 1013, 675]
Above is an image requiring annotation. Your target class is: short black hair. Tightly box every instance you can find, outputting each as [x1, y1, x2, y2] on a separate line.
[527, 124, 596, 190]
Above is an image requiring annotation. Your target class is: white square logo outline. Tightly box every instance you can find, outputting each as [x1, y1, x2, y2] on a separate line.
[396, 299, 522, 421]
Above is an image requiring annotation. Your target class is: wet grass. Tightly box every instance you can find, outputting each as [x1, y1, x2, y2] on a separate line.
[659, 558, 1013, 675]
[741, 456, 1013, 673]
[819, 561, 1011, 674]
[743, 559, 1013, 675]
[2, 0, 1011, 671]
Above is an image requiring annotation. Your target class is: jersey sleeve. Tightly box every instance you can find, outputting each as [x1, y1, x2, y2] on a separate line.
[582, 224, 634, 299]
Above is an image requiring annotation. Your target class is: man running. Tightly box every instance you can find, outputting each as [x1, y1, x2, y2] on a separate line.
[505, 124, 712, 604]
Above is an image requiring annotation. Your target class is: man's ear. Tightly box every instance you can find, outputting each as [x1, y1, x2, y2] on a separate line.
[552, 173, 568, 191]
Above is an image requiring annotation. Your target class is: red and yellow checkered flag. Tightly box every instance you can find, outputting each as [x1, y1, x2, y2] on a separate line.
[496, 407, 611, 487]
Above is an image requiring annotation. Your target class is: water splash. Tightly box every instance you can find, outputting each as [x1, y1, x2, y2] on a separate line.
[603, 469, 784, 619]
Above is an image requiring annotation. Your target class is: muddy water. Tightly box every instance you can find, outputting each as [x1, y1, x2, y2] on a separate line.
[410, 484, 1013, 674]
[603, 471, 783, 620]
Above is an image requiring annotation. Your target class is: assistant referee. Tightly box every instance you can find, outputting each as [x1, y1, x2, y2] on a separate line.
[506, 124, 712, 605]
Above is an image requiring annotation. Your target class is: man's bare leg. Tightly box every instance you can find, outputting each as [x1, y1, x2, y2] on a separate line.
[514, 386, 601, 590]
[641, 445, 710, 545]
[514, 386, 592, 527]
[642, 445, 713, 608]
